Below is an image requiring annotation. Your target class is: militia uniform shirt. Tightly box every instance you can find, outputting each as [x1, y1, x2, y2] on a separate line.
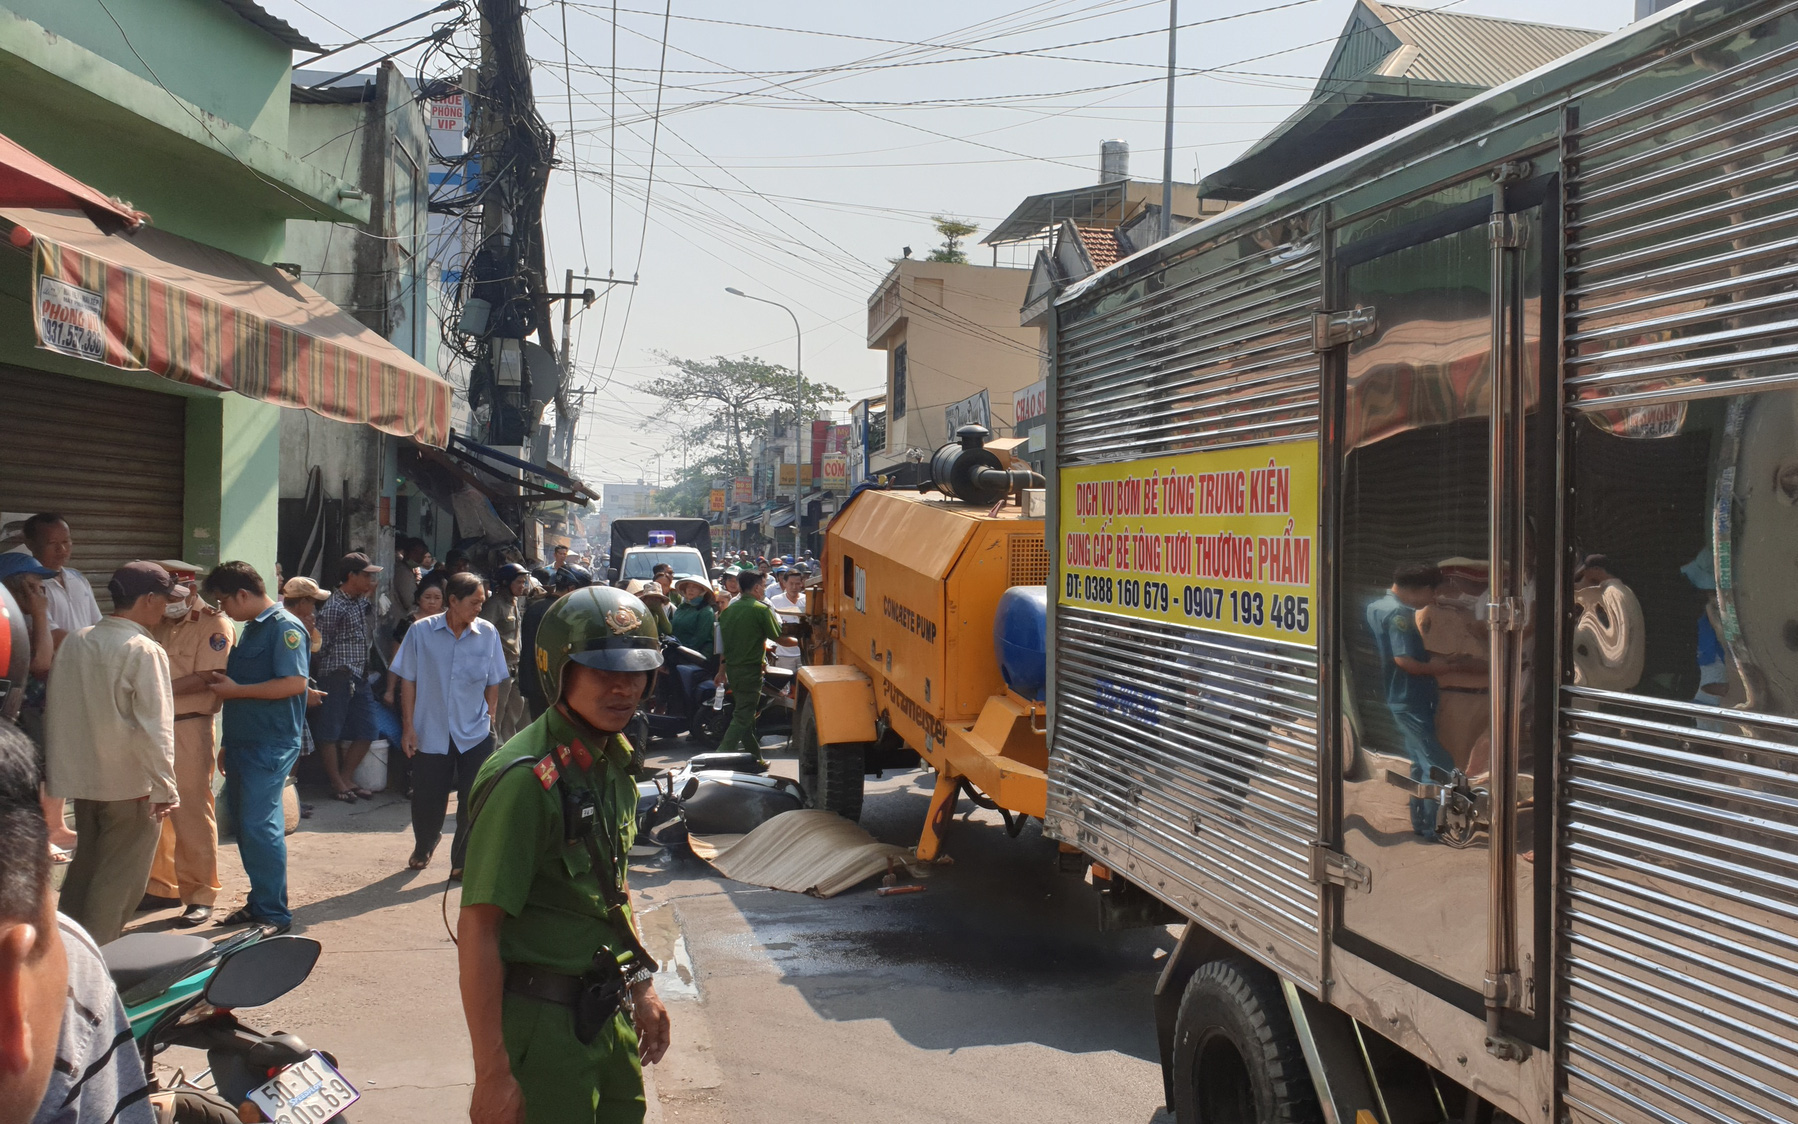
[221, 605, 310, 749]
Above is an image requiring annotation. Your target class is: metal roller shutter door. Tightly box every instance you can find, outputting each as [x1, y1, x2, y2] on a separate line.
[0, 365, 186, 603]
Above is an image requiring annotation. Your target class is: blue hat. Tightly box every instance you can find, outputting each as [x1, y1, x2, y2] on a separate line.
[0, 552, 56, 580]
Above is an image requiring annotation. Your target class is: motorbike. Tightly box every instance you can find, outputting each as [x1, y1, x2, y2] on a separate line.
[686, 659, 796, 748]
[634, 750, 806, 852]
[105, 926, 356, 1124]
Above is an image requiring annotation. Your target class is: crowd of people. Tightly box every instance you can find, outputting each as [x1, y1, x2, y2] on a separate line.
[0, 513, 820, 1124]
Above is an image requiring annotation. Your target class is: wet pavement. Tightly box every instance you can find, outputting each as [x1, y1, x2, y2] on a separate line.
[124, 734, 1176, 1123]
[632, 742, 1175, 1123]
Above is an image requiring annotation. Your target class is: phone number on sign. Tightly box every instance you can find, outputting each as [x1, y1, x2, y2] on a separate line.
[1063, 571, 1311, 634]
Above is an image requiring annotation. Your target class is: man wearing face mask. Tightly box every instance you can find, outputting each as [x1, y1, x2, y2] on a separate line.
[142, 561, 234, 927]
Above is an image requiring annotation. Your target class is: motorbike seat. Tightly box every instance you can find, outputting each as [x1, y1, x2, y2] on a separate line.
[764, 665, 796, 684]
[102, 932, 217, 993]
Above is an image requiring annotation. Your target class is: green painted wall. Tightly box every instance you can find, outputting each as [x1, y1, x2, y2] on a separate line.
[183, 395, 281, 579]
[3, 0, 292, 143]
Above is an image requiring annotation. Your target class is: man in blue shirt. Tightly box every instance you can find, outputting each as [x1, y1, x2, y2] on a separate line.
[1365, 563, 1458, 838]
[202, 562, 309, 933]
[392, 572, 510, 877]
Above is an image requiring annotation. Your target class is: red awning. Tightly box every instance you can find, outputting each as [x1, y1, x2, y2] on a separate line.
[0, 132, 144, 229]
[3, 207, 451, 447]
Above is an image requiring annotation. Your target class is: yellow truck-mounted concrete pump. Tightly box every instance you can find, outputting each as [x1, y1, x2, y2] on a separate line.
[795, 425, 1049, 859]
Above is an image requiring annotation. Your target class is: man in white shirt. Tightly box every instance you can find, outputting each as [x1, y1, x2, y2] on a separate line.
[7, 515, 102, 644]
[45, 562, 187, 944]
[766, 566, 808, 672]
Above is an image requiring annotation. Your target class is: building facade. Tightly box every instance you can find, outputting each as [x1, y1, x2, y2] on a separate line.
[0, 1, 446, 591]
[864, 259, 1037, 482]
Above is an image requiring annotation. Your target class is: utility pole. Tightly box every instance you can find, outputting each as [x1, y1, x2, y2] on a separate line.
[1161, 0, 1178, 241]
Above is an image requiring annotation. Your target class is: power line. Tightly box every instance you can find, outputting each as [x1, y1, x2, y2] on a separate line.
[559, 0, 589, 269]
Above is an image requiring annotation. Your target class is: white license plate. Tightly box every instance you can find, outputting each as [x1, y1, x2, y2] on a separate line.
[246, 1052, 358, 1124]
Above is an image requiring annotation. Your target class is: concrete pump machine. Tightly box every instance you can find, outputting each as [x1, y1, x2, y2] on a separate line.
[795, 426, 1052, 861]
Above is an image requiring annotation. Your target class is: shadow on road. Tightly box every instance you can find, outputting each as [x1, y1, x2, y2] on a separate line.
[640, 738, 1173, 1062]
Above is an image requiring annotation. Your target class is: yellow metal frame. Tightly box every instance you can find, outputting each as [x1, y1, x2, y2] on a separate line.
[796, 664, 878, 745]
[819, 489, 1049, 859]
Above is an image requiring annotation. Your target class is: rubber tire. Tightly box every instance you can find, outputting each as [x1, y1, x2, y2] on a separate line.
[1171, 958, 1320, 1124]
[794, 697, 865, 821]
[166, 1089, 240, 1124]
[624, 714, 649, 773]
[690, 696, 731, 748]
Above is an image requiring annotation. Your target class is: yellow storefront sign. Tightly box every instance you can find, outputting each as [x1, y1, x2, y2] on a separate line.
[1057, 439, 1320, 646]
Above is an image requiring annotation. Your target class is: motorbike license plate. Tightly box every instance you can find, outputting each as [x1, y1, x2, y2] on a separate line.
[246, 1053, 358, 1124]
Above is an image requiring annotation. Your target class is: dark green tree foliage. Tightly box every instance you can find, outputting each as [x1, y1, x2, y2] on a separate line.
[637, 353, 843, 517]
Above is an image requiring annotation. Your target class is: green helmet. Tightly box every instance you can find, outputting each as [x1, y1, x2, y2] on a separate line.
[535, 585, 664, 703]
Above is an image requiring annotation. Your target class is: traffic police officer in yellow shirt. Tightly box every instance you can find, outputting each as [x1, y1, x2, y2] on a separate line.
[457, 584, 670, 1124]
[144, 559, 234, 927]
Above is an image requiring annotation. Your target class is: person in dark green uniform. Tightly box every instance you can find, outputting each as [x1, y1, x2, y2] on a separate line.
[711, 569, 783, 761]
[457, 586, 671, 1124]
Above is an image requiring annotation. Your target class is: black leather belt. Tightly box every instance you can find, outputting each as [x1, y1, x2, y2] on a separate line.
[504, 963, 583, 1007]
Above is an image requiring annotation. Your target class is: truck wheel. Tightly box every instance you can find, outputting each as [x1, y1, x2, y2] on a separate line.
[794, 698, 865, 821]
[1171, 958, 1319, 1124]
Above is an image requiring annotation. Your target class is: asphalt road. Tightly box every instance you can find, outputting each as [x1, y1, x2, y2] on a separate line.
[127, 735, 1175, 1123]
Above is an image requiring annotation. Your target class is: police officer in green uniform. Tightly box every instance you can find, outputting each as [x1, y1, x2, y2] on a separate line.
[457, 585, 671, 1124]
[710, 569, 783, 761]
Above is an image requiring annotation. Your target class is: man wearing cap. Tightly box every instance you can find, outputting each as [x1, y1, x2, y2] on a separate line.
[312, 553, 382, 802]
[203, 562, 310, 934]
[44, 562, 186, 943]
[141, 562, 235, 927]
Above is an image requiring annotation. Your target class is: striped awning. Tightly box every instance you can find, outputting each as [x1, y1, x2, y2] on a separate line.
[2, 207, 451, 447]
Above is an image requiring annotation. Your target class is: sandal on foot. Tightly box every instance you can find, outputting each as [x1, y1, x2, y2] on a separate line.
[352, 787, 374, 800]
[407, 847, 435, 871]
[332, 790, 356, 804]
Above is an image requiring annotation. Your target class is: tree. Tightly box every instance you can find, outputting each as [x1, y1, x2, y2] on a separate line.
[926, 216, 977, 264]
[636, 352, 843, 481]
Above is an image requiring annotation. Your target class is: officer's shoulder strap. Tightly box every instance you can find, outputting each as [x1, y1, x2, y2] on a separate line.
[463, 754, 546, 835]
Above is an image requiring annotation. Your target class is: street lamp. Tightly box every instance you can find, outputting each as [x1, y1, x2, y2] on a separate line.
[629, 441, 664, 488]
[725, 286, 803, 555]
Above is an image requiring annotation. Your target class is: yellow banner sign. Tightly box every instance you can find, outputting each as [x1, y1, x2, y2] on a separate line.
[709, 489, 726, 512]
[777, 463, 814, 488]
[1058, 440, 1319, 645]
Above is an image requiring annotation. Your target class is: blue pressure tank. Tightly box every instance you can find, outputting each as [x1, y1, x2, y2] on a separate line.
[993, 585, 1049, 701]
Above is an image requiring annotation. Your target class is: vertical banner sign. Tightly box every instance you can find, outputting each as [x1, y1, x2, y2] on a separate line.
[1058, 440, 1320, 646]
[709, 489, 726, 513]
[732, 477, 753, 505]
[1013, 379, 1048, 425]
[810, 420, 830, 479]
[822, 454, 848, 489]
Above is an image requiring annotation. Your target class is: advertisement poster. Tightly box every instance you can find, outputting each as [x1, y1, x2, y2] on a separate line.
[732, 477, 753, 504]
[777, 463, 814, 488]
[36, 277, 105, 362]
[1014, 379, 1047, 424]
[1058, 440, 1319, 646]
[821, 454, 847, 489]
[709, 489, 726, 513]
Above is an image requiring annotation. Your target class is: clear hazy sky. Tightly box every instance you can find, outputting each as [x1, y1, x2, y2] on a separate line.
[267, 0, 1632, 485]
